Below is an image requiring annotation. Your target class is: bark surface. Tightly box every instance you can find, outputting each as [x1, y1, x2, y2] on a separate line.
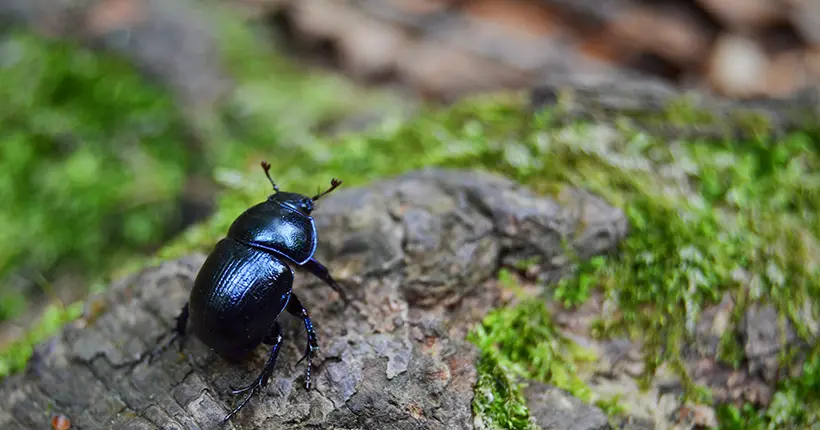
[0, 168, 628, 430]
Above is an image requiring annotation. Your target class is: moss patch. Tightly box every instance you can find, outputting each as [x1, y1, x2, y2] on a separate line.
[0, 30, 192, 321]
[470, 278, 597, 400]
[471, 350, 537, 430]
[469, 112, 819, 426]
[468, 293, 598, 429]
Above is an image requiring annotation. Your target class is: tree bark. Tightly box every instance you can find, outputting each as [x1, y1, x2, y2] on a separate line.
[0, 168, 628, 430]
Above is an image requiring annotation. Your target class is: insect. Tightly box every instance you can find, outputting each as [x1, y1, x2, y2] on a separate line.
[131, 161, 347, 424]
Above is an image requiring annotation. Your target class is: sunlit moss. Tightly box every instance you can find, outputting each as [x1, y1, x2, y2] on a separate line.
[469, 296, 598, 398]
[467, 296, 599, 429]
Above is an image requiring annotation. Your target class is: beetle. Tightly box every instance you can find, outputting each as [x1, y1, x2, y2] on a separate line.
[129, 161, 347, 424]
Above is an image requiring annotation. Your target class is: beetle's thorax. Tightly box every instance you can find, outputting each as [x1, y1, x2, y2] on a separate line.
[268, 192, 314, 215]
[225, 193, 320, 265]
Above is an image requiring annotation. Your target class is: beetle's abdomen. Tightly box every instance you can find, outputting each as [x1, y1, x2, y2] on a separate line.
[227, 201, 317, 264]
[189, 238, 294, 360]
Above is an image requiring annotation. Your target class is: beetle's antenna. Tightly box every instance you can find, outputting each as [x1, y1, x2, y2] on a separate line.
[311, 178, 342, 201]
[260, 161, 279, 193]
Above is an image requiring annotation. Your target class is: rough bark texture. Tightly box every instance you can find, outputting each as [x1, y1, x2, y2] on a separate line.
[0, 169, 628, 430]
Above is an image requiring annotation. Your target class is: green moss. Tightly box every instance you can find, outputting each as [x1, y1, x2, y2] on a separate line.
[471, 350, 537, 430]
[528, 114, 819, 426]
[469, 296, 598, 400]
[728, 110, 773, 137]
[468, 269, 622, 428]
[553, 256, 605, 309]
[0, 30, 191, 321]
[662, 95, 718, 129]
[575, 90, 789, 140]
[595, 395, 627, 418]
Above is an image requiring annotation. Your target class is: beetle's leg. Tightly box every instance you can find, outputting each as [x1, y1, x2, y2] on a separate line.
[285, 293, 319, 390]
[229, 322, 284, 394]
[147, 303, 189, 364]
[173, 303, 189, 352]
[302, 257, 349, 304]
[223, 322, 284, 423]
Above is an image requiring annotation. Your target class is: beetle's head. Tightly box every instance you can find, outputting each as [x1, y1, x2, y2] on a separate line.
[259, 161, 342, 215]
[269, 192, 314, 214]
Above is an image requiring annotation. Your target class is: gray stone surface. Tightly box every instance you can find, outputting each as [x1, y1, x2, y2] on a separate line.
[0, 168, 628, 429]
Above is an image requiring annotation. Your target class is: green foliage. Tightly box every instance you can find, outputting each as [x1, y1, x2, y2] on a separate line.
[535, 116, 820, 425]
[553, 128, 820, 381]
[469, 267, 611, 428]
[530, 123, 819, 425]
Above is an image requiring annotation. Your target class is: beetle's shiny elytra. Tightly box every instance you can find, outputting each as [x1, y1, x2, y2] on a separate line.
[128, 161, 346, 424]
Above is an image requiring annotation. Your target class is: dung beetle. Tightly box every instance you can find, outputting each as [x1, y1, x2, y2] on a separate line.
[130, 161, 347, 424]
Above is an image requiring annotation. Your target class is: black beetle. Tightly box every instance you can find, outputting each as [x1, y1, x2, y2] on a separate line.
[130, 161, 347, 424]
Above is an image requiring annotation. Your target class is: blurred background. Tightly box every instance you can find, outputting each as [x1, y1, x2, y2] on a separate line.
[0, 0, 818, 375]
